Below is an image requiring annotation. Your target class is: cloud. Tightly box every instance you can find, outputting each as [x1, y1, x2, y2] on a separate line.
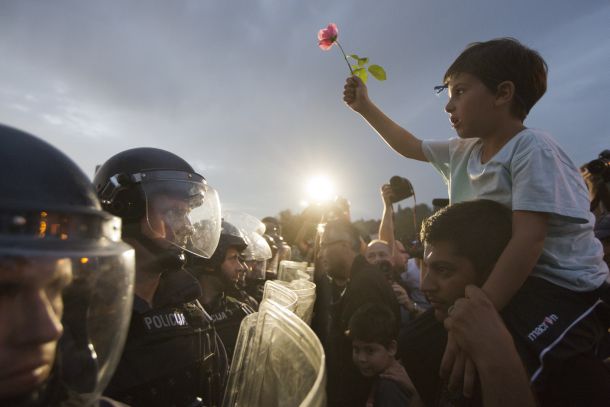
[0, 0, 608, 218]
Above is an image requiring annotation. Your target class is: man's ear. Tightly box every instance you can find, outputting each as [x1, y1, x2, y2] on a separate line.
[388, 339, 398, 357]
[494, 80, 516, 108]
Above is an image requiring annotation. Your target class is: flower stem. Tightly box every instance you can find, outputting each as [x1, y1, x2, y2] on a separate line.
[335, 41, 354, 75]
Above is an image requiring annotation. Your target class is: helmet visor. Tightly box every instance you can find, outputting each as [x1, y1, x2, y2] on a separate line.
[245, 233, 272, 261]
[222, 211, 271, 261]
[0, 244, 134, 405]
[246, 259, 267, 280]
[142, 180, 221, 258]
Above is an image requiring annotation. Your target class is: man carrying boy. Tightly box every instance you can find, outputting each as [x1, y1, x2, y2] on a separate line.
[344, 38, 608, 403]
[400, 199, 610, 406]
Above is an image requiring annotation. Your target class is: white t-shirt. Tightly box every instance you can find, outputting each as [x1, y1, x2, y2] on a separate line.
[422, 128, 609, 291]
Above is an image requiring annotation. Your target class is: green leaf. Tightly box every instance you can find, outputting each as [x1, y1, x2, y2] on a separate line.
[353, 67, 368, 83]
[358, 57, 369, 67]
[368, 64, 387, 81]
[348, 54, 360, 61]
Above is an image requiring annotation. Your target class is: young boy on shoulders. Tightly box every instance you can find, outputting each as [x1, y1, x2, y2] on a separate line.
[347, 303, 423, 407]
[344, 37, 609, 397]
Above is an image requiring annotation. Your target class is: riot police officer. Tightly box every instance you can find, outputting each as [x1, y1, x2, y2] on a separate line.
[187, 221, 256, 362]
[261, 217, 292, 270]
[0, 124, 134, 406]
[222, 212, 272, 304]
[93, 148, 227, 407]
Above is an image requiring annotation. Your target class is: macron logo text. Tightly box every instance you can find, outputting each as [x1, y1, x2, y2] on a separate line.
[527, 314, 559, 342]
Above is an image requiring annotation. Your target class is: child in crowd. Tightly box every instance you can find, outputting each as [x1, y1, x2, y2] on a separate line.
[347, 303, 419, 407]
[343, 37, 609, 398]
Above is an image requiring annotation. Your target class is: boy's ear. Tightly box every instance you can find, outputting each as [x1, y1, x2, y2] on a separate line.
[388, 339, 398, 357]
[494, 80, 516, 108]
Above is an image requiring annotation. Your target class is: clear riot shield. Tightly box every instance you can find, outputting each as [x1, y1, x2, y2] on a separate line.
[275, 280, 317, 325]
[223, 299, 326, 407]
[261, 280, 299, 312]
[223, 312, 258, 403]
[277, 260, 310, 282]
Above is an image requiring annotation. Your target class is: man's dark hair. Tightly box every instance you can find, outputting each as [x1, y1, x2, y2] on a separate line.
[346, 303, 398, 348]
[444, 37, 548, 121]
[322, 219, 361, 252]
[420, 200, 512, 280]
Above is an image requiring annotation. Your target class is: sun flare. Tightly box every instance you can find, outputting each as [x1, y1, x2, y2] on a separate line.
[306, 175, 335, 203]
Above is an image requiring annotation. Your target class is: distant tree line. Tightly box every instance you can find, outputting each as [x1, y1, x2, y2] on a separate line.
[276, 203, 433, 247]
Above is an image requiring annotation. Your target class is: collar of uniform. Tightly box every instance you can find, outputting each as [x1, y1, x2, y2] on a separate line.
[152, 269, 202, 308]
[133, 294, 152, 313]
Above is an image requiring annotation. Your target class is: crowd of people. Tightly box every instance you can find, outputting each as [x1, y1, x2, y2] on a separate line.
[1, 37, 610, 407]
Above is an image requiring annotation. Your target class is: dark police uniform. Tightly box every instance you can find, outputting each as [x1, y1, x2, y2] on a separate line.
[104, 270, 228, 407]
[205, 290, 256, 363]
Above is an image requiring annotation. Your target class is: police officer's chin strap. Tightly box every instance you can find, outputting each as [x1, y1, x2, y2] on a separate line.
[123, 223, 185, 272]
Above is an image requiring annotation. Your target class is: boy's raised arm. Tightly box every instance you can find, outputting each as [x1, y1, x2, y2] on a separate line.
[343, 76, 428, 162]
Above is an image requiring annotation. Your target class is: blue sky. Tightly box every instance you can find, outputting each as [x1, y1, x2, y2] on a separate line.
[1, 0, 608, 220]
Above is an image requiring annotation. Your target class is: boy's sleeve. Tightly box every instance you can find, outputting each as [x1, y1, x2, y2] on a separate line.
[421, 140, 451, 184]
[511, 140, 591, 223]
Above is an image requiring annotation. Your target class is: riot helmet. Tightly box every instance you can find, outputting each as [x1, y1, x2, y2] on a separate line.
[0, 124, 135, 406]
[93, 148, 221, 259]
[206, 220, 247, 271]
[223, 211, 271, 281]
[262, 216, 292, 268]
[187, 220, 247, 284]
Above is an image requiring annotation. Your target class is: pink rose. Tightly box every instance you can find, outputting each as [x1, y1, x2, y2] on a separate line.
[318, 23, 338, 51]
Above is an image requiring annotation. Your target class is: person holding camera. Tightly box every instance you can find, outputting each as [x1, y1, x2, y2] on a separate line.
[581, 149, 610, 219]
[378, 181, 429, 318]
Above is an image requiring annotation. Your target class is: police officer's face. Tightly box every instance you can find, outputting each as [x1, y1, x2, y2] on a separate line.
[221, 247, 246, 284]
[145, 194, 194, 247]
[0, 257, 72, 399]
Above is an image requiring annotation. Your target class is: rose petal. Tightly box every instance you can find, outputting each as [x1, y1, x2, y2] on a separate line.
[327, 23, 338, 38]
[318, 39, 335, 50]
[317, 28, 327, 41]
[318, 23, 339, 41]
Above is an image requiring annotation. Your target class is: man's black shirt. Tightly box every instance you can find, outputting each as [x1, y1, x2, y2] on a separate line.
[398, 309, 481, 407]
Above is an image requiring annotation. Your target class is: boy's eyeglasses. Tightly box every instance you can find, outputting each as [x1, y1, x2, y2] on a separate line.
[434, 84, 448, 96]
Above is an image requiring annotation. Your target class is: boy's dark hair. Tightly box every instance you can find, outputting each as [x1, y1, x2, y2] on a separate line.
[321, 219, 361, 252]
[346, 303, 398, 348]
[420, 200, 512, 281]
[444, 37, 548, 121]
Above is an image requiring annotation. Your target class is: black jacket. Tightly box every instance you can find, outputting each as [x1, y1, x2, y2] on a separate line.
[104, 270, 227, 407]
